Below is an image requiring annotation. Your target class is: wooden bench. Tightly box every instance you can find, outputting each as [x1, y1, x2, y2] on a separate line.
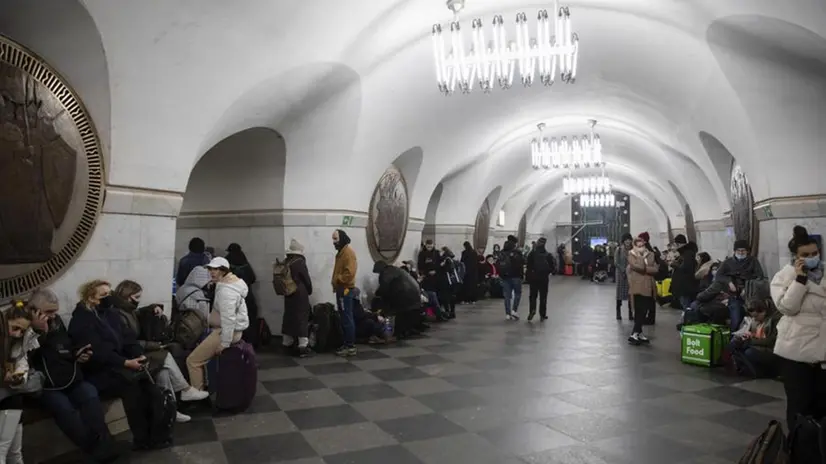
[22, 399, 128, 463]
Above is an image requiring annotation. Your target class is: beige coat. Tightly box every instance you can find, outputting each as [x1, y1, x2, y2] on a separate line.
[627, 249, 659, 299]
[771, 264, 826, 364]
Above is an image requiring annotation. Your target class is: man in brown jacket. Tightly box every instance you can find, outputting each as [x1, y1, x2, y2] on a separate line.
[332, 229, 358, 356]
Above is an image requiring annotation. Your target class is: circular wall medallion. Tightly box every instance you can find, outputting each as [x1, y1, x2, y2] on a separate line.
[684, 204, 697, 243]
[0, 35, 104, 300]
[473, 199, 490, 251]
[730, 164, 759, 254]
[367, 165, 409, 263]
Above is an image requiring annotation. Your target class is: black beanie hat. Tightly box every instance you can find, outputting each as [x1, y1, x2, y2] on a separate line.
[733, 239, 750, 251]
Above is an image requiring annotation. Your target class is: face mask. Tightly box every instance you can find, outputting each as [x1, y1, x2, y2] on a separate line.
[734, 253, 747, 261]
[99, 295, 112, 308]
[804, 256, 821, 269]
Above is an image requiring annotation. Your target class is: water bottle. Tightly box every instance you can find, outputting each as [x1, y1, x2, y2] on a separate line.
[383, 317, 394, 337]
[171, 277, 177, 296]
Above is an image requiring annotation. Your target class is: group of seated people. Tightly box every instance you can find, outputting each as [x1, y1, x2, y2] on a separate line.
[0, 254, 252, 463]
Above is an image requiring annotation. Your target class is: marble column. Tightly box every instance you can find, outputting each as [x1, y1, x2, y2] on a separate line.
[49, 187, 182, 319]
[695, 218, 733, 261]
[755, 196, 826, 278]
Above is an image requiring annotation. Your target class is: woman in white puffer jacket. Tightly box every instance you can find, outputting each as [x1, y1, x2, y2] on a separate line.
[770, 225, 826, 429]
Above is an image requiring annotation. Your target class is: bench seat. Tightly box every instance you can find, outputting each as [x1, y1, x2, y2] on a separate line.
[22, 399, 128, 463]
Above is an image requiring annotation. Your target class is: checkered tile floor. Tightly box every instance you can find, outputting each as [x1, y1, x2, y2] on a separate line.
[52, 278, 787, 463]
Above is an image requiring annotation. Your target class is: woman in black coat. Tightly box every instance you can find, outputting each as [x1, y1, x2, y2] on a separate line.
[226, 243, 260, 344]
[281, 239, 314, 357]
[460, 241, 479, 303]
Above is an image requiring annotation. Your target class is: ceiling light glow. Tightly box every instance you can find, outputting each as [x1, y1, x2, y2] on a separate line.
[531, 120, 602, 170]
[432, 0, 579, 95]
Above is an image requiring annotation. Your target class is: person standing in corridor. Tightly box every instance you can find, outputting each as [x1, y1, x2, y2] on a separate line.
[499, 235, 525, 320]
[332, 229, 358, 357]
[526, 237, 554, 321]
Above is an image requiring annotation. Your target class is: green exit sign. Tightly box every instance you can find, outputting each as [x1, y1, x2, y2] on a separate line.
[341, 215, 354, 226]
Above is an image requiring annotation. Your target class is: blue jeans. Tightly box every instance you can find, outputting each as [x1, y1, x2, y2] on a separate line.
[501, 277, 523, 315]
[729, 297, 745, 331]
[337, 288, 356, 347]
[39, 381, 110, 451]
[679, 295, 693, 311]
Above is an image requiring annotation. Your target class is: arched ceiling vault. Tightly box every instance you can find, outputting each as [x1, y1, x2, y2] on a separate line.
[75, 0, 824, 207]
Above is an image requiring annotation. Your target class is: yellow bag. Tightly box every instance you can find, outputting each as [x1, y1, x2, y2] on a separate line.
[657, 278, 672, 297]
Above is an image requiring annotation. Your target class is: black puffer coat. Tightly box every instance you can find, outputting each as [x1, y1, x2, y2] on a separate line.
[671, 242, 699, 299]
[375, 264, 422, 315]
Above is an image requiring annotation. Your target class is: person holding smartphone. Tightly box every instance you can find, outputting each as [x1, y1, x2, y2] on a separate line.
[771, 226, 826, 430]
[68, 280, 164, 451]
[0, 303, 35, 463]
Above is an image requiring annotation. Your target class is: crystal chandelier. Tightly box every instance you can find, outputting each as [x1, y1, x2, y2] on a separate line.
[432, 0, 579, 95]
[563, 174, 611, 195]
[531, 119, 602, 170]
[580, 193, 616, 208]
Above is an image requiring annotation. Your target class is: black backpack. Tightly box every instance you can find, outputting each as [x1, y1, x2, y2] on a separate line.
[787, 415, 826, 464]
[738, 420, 789, 463]
[311, 303, 343, 353]
[533, 252, 551, 276]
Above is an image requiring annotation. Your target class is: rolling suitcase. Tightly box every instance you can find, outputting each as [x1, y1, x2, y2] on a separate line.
[213, 340, 257, 413]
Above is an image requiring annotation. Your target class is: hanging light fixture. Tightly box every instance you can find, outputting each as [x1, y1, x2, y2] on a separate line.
[432, 0, 579, 95]
[563, 174, 611, 195]
[531, 119, 602, 170]
[579, 193, 616, 208]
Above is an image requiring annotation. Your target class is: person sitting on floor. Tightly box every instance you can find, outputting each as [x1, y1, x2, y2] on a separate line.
[728, 298, 781, 378]
[351, 289, 394, 345]
[373, 262, 428, 337]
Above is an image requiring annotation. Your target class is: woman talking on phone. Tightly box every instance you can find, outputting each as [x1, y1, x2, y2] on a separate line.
[770, 226, 826, 429]
[68, 280, 163, 450]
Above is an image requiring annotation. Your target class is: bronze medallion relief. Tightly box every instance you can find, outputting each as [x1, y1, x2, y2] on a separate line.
[0, 35, 104, 299]
[367, 165, 409, 263]
[473, 199, 490, 251]
[730, 164, 758, 254]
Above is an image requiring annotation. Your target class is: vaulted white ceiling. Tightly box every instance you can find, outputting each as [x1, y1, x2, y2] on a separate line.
[7, 0, 826, 235]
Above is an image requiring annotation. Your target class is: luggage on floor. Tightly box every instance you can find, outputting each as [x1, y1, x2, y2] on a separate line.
[213, 340, 258, 413]
[737, 420, 789, 464]
[680, 323, 730, 367]
[788, 415, 825, 464]
[656, 278, 672, 297]
[311, 303, 343, 353]
[143, 371, 176, 445]
[564, 264, 573, 276]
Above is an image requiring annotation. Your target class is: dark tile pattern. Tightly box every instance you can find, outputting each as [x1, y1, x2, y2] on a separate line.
[39, 279, 787, 464]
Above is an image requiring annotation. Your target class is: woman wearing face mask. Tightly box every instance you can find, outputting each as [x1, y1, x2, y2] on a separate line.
[770, 226, 826, 430]
[68, 280, 161, 450]
[626, 237, 659, 345]
[111, 281, 208, 423]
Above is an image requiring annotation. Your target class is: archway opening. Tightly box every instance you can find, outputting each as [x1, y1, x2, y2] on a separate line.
[177, 127, 286, 330]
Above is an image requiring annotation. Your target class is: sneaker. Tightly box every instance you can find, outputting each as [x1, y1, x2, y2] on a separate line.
[511, 311, 520, 321]
[180, 387, 209, 402]
[527, 310, 536, 321]
[298, 346, 313, 358]
[540, 316, 548, 322]
[336, 346, 357, 357]
[505, 314, 513, 321]
[627, 333, 641, 345]
[175, 411, 191, 423]
[637, 333, 651, 344]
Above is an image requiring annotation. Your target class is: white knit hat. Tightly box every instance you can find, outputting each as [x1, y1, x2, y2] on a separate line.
[286, 238, 304, 255]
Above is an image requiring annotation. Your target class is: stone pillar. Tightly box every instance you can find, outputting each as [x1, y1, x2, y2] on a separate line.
[694, 218, 733, 261]
[755, 196, 826, 278]
[50, 187, 182, 319]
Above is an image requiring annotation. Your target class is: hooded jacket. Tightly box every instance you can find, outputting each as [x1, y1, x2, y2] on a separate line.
[771, 263, 826, 364]
[332, 229, 358, 290]
[499, 241, 525, 279]
[374, 262, 421, 314]
[212, 275, 251, 348]
[670, 241, 699, 299]
[176, 265, 211, 318]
